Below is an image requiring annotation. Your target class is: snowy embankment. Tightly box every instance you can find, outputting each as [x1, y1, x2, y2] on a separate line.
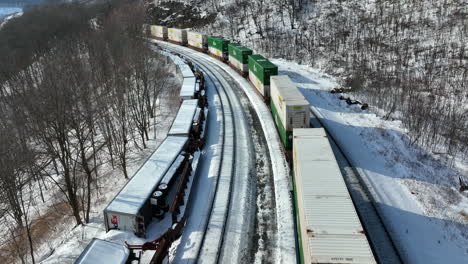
[185, 51, 296, 264]
[272, 59, 468, 264]
[28, 55, 183, 263]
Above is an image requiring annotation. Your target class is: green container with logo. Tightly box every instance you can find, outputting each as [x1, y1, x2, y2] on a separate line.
[228, 43, 252, 64]
[208, 36, 229, 52]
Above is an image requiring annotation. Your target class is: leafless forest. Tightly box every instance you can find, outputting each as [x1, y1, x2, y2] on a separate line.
[0, 1, 176, 262]
[159, 0, 467, 162]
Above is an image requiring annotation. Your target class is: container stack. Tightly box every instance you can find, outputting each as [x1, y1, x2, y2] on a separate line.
[228, 43, 253, 75]
[168, 28, 188, 45]
[270, 75, 310, 149]
[150, 25, 168, 40]
[293, 128, 376, 264]
[248, 54, 278, 98]
[188, 31, 208, 51]
[208, 36, 229, 60]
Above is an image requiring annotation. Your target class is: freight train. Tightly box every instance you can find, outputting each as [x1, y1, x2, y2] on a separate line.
[145, 25, 377, 264]
[76, 24, 376, 264]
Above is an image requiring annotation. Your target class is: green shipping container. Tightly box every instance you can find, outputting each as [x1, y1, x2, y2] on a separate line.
[248, 54, 278, 85]
[228, 43, 253, 64]
[208, 36, 229, 52]
[270, 98, 293, 149]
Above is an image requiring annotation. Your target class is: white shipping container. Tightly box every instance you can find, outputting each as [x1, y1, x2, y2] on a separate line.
[150, 25, 167, 39]
[168, 28, 187, 44]
[270, 75, 310, 131]
[180, 77, 196, 100]
[293, 128, 376, 264]
[187, 31, 207, 49]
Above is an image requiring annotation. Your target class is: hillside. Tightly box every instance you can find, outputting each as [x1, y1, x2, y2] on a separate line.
[148, 0, 467, 166]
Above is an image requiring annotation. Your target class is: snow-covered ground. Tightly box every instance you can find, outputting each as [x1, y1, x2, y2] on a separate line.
[272, 59, 468, 264]
[37, 91, 179, 263]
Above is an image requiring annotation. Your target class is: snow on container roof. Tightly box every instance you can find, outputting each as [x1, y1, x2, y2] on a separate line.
[271, 75, 309, 106]
[180, 77, 196, 99]
[179, 64, 195, 78]
[105, 136, 188, 216]
[293, 128, 376, 263]
[168, 99, 198, 136]
[75, 238, 129, 264]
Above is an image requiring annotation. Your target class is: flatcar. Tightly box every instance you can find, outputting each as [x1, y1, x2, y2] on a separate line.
[293, 128, 376, 264]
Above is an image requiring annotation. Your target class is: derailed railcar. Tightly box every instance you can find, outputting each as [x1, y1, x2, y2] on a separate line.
[270, 75, 310, 149]
[228, 43, 252, 76]
[208, 36, 229, 61]
[248, 54, 278, 99]
[74, 238, 130, 264]
[187, 31, 208, 52]
[103, 136, 188, 237]
[293, 128, 376, 264]
[168, 28, 187, 45]
[150, 25, 168, 40]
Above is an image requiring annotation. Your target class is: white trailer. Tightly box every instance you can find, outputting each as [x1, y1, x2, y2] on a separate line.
[168, 28, 187, 45]
[178, 64, 195, 79]
[150, 25, 168, 40]
[293, 128, 376, 264]
[75, 238, 129, 264]
[104, 136, 188, 236]
[187, 31, 208, 50]
[168, 99, 199, 136]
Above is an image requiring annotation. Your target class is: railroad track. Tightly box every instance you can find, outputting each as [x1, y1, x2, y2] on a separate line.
[160, 42, 256, 263]
[309, 107, 403, 264]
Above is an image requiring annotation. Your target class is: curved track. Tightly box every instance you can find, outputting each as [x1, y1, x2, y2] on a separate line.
[159, 42, 256, 263]
[157, 40, 299, 264]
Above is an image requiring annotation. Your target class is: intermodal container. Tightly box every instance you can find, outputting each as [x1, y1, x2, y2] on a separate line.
[187, 31, 208, 50]
[270, 75, 310, 149]
[208, 36, 229, 59]
[168, 28, 187, 44]
[228, 43, 253, 73]
[248, 54, 278, 98]
[150, 25, 168, 40]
